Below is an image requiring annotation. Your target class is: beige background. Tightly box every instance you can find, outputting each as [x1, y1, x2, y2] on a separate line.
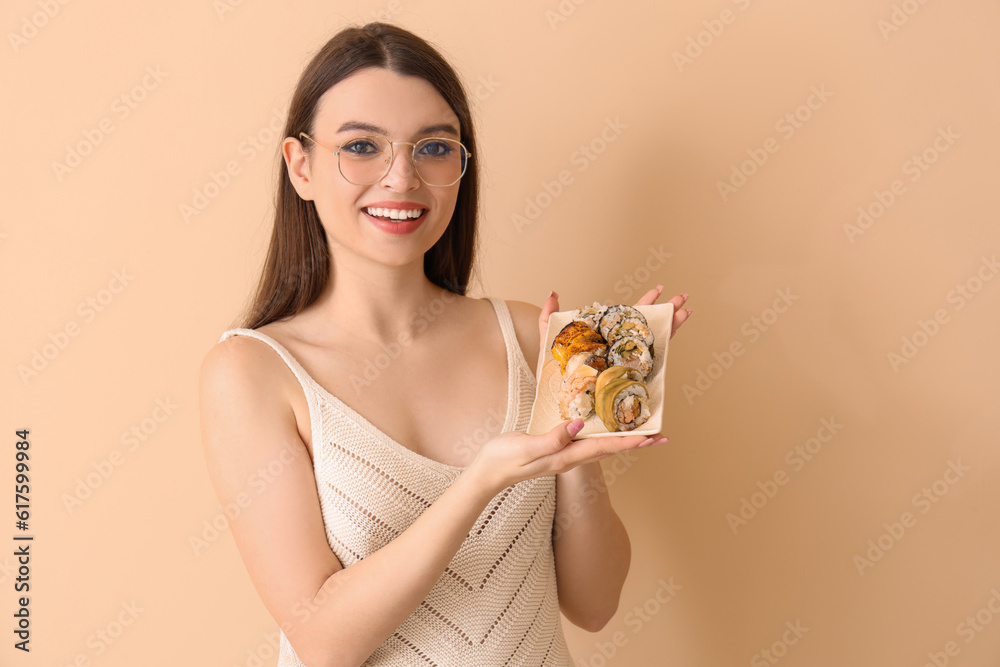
[3, 0, 999, 665]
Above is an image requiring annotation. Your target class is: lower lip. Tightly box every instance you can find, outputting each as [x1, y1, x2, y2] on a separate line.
[364, 210, 427, 235]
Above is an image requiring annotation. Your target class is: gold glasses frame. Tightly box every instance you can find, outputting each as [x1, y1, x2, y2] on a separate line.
[298, 132, 472, 187]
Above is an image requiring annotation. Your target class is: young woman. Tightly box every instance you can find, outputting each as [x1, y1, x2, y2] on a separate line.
[199, 22, 691, 667]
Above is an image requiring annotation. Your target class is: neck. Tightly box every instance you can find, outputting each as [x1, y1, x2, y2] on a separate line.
[302, 249, 462, 345]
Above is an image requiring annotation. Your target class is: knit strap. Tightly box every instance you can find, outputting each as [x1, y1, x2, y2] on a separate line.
[218, 328, 318, 395]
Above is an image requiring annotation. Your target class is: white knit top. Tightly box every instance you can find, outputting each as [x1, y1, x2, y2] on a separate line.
[219, 297, 572, 666]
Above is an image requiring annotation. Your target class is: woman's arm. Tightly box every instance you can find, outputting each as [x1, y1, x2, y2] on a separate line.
[552, 461, 633, 631]
[507, 289, 688, 632]
[200, 333, 649, 666]
[506, 298, 635, 631]
[199, 336, 500, 667]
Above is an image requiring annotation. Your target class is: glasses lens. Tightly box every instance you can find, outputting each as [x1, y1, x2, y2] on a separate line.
[337, 136, 469, 186]
[412, 138, 467, 186]
[338, 136, 392, 185]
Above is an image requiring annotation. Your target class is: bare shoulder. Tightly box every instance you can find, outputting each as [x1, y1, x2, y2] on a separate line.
[198, 334, 300, 466]
[200, 333, 277, 380]
[199, 334, 292, 412]
[503, 299, 543, 377]
[197, 332, 344, 655]
[504, 298, 542, 331]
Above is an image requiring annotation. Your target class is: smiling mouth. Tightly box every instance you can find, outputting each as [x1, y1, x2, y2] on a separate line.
[363, 207, 428, 221]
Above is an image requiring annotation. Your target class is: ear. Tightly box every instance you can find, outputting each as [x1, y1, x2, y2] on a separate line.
[283, 135, 314, 201]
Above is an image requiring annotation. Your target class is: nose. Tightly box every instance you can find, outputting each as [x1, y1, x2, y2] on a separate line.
[379, 143, 421, 191]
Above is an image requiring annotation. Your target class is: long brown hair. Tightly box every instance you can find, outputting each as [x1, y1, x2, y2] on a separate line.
[238, 23, 480, 330]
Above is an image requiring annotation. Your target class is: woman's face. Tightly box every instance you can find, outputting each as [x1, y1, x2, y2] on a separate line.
[285, 67, 463, 270]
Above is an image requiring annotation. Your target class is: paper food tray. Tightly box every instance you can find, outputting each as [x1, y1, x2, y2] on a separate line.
[526, 301, 673, 438]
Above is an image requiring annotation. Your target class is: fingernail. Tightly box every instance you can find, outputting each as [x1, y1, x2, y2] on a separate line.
[549, 290, 559, 299]
[567, 419, 584, 436]
[656, 284, 664, 293]
[685, 308, 692, 316]
[681, 293, 688, 300]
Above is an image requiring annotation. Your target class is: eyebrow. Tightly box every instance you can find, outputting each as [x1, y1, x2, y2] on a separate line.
[336, 120, 460, 138]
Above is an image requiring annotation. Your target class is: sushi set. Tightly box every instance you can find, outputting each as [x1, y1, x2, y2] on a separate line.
[526, 301, 674, 439]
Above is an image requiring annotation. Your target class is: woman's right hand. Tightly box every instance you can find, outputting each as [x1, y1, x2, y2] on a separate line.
[468, 420, 667, 494]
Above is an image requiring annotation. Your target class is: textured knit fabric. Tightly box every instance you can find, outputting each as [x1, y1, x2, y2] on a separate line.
[219, 297, 573, 667]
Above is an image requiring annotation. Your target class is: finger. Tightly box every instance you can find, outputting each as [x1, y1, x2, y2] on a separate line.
[539, 427, 667, 472]
[664, 292, 688, 311]
[661, 293, 690, 339]
[540, 290, 560, 321]
[532, 418, 584, 460]
[538, 290, 560, 352]
[669, 300, 693, 340]
[632, 284, 664, 307]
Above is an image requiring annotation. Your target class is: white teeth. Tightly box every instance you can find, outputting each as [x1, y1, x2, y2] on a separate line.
[365, 207, 425, 220]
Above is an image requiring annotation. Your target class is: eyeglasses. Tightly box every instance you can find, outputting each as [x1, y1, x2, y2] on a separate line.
[299, 132, 471, 187]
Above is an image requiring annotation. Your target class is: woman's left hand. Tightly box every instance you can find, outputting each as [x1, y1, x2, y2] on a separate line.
[633, 284, 692, 339]
[538, 285, 692, 347]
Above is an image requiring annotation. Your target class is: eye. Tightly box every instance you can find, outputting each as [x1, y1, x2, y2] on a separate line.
[341, 138, 384, 156]
[416, 139, 455, 159]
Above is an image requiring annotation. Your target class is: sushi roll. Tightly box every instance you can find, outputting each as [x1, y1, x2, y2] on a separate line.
[572, 302, 609, 331]
[565, 350, 609, 376]
[551, 321, 607, 374]
[607, 317, 655, 349]
[607, 336, 654, 378]
[595, 365, 645, 396]
[558, 364, 598, 420]
[598, 305, 648, 341]
[595, 377, 651, 432]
